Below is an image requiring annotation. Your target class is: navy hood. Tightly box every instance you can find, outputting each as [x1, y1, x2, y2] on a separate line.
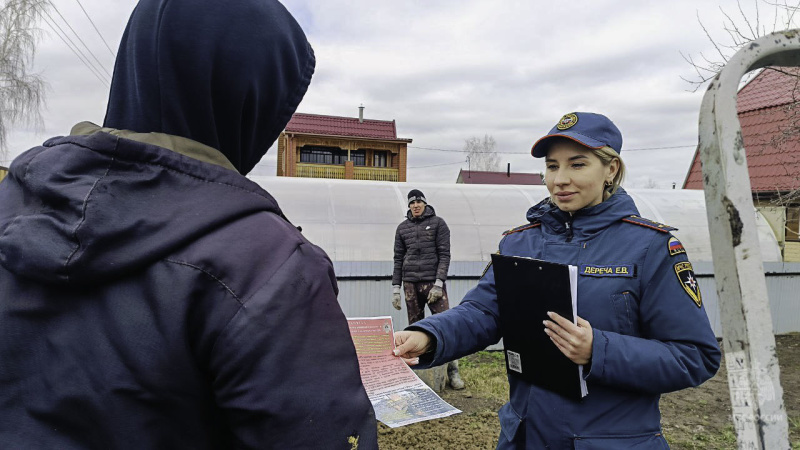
[0, 130, 289, 286]
[103, 0, 315, 175]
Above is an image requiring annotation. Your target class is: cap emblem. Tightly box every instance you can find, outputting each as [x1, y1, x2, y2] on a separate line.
[556, 113, 578, 130]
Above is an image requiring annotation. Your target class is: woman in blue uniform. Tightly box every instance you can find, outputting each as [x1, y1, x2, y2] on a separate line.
[394, 112, 721, 449]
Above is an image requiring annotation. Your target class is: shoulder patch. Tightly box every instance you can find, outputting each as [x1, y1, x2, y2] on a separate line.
[502, 222, 541, 236]
[668, 236, 686, 256]
[622, 215, 677, 233]
[674, 261, 702, 308]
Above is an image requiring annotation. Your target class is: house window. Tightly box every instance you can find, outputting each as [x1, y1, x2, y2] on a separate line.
[351, 150, 366, 166]
[300, 146, 347, 165]
[373, 151, 388, 167]
[787, 207, 800, 242]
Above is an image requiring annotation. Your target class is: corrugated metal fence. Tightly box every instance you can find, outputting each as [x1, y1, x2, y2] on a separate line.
[334, 261, 800, 341]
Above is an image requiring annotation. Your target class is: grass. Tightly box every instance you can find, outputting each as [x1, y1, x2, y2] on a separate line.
[665, 425, 737, 449]
[456, 351, 797, 450]
[458, 351, 509, 399]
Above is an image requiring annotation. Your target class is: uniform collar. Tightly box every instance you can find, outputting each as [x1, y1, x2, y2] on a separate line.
[526, 188, 639, 239]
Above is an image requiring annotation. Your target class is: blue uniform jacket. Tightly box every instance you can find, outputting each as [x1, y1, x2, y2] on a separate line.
[409, 189, 721, 449]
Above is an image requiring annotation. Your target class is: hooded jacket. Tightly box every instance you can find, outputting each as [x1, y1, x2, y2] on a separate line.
[392, 205, 451, 285]
[409, 189, 720, 449]
[0, 0, 377, 448]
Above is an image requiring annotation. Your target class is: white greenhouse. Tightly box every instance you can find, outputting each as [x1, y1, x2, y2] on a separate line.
[250, 177, 799, 336]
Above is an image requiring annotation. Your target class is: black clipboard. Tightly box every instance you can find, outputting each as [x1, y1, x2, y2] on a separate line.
[491, 253, 587, 399]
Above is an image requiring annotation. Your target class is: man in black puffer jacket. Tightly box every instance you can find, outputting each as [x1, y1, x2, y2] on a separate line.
[392, 189, 464, 389]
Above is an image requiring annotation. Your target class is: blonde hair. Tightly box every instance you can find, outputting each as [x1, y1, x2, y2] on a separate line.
[591, 146, 626, 197]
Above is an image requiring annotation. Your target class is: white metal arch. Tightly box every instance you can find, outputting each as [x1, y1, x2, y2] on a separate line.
[698, 29, 800, 449]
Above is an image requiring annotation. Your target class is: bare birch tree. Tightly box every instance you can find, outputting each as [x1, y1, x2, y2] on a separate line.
[464, 134, 500, 172]
[684, 1, 800, 208]
[0, 0, 50, 158]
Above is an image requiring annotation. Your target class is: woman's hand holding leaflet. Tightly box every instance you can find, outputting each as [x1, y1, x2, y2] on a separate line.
[393, 330, 433, 366]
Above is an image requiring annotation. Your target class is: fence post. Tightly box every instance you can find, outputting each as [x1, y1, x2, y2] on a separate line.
[697, 30, 800, 449]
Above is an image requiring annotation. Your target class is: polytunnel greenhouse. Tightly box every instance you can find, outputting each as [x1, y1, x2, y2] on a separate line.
[249, 177, 797, 336]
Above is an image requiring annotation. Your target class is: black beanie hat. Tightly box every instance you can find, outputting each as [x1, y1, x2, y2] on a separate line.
[407, 189, 426, 206]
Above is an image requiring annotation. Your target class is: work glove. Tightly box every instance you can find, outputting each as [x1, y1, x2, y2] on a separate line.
[392, 285, 402, 310]
[427, 281, 444, 304]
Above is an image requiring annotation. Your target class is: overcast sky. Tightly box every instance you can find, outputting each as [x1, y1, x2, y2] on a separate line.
[5, 0, 798, 188]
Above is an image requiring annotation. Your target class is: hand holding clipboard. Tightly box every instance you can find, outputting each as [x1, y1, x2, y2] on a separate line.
[491, 253, 589, 400]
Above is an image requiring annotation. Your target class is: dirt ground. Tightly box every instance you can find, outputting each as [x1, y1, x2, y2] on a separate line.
[377, 333, 800, 449]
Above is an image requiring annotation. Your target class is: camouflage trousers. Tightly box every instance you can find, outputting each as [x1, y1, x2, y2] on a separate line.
[403, 281, 449, 325]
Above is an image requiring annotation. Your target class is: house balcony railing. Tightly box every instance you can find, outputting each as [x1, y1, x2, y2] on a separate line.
[296, 163, 345, 179]
[354, 166, 398, 182]
[295, 163, 399, 181]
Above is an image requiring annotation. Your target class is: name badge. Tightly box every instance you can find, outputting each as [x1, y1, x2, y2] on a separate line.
[579, 264, 636, 278]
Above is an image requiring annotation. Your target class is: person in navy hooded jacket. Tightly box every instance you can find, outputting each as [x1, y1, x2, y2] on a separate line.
[0, 0, 377, 448]
[394, 112, 720, 449]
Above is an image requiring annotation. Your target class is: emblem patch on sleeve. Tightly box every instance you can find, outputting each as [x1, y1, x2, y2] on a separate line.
[674, 261, 702, 308]
[668, 237, 686, 256]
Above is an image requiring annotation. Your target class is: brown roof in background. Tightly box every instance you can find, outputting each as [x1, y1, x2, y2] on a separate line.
[284, 113, 411, 142]
[683, 68, 800, 193]
[457, 169, 543, 185]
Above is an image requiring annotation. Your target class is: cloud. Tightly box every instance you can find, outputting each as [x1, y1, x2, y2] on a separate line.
[5, 0, 788, 190]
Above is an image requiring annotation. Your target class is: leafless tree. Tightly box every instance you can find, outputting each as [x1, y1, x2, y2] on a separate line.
[643, 178, 660, 189]
[681, 0, 800, 91]
[684, 1, 800, 210]
[768, 68, 800, 205]
[0, 0, 50, 158]
[464, 134, 500, 172]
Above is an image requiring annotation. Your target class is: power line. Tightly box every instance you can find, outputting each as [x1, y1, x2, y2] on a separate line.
[626, 145, 697, 152]
[50, 3, 112, 78]
[408, 144, 697, 154]
[408, 160, 465, 169]
[74, 0, 116, 57]
[41, 10, 109, 86]
[40, 12, 110, 87]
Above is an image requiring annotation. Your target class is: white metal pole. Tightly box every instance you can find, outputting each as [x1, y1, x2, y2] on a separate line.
[697, 29, 800, 449]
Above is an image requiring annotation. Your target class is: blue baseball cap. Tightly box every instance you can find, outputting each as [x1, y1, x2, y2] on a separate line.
[530, 112, 623, 158]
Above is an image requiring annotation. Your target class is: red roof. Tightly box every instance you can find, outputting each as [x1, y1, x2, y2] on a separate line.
[737, 67, 800, 113]
[284, 112, 411, 141]
[457, 169, 543, 185]
[683, 67, 800, 193]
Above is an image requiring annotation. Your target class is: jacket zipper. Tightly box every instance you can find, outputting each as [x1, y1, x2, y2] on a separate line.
[565, 216, 574, 242]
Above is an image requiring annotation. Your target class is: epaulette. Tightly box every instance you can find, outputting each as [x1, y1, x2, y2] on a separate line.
[621, 215, 677, 233]
[502, 222, 541, 236]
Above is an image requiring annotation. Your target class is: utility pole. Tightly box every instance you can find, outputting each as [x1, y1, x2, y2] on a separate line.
[697, 30, 797, 449]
